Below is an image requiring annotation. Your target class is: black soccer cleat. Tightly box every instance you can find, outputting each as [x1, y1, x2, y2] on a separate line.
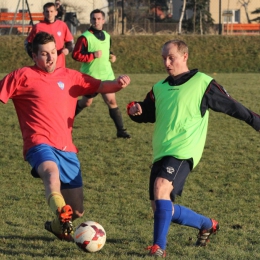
[117, 129, 131, 138]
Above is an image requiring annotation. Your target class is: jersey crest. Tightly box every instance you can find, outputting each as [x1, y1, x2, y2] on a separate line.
[57, 81, 64, 90]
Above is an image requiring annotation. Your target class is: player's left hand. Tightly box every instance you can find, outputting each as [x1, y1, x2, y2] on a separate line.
[61, 48, 69, 56]
[109, 54, 116, 63]
[117, 75, 130, 88]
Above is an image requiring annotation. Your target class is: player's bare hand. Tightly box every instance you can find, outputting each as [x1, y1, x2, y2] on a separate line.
[129, 103, 142, 116]
[109, 54, 116, 63]
[61, 48, 69, 56]
[117, 75, 130, 88]
[94, 50, 102, 58]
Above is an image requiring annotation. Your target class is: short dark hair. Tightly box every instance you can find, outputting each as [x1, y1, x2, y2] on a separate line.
[43, 2, 56, 11]
[90, 9, 105, 19]
[32, 32, 56, 54]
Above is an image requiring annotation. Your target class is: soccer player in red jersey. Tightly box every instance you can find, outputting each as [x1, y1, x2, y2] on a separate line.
[25, 2, 73, 68]
[0, 32, 130, 241]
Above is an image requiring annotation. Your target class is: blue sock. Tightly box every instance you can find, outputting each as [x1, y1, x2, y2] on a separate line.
[171, 204, 212, 230]
[153, 200, 172, 249]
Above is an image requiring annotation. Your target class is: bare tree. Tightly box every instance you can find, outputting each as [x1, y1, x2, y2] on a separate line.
[250, 7, 260, 22]
[178, 0, 186, 34]
[199, 9, 203, 34]
[193, 0, 196, 33]
[238, 0, 251, 23]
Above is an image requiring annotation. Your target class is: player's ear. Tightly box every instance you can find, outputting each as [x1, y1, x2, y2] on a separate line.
[32, 52, 37, 62]
[183, 52, 188, 61]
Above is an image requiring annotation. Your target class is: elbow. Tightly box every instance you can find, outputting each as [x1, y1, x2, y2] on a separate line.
[72, 53, 79, 61]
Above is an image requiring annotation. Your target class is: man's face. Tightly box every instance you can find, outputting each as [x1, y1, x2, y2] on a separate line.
[32, 41, 57, 73]
[43, 6, 57, 23]
[90, 13, 105, 30]
[161, 43, 188, 77]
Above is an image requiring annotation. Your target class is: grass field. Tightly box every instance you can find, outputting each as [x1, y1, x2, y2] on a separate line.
[0, 73, 260, 259]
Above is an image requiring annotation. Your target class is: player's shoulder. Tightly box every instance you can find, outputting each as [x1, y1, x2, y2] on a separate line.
[32, 21, 49, 32]
[17, 66, 36, 74]
[34, 20, 46, 27]
[55, 19, 69, 28]
[8, 66, 38, 80]
[55, 19, 66, 25]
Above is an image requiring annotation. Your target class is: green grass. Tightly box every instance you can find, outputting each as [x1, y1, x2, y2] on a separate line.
[0, 73, 260, 259]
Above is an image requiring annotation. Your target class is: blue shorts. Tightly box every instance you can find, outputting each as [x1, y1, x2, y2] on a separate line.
[26, 144, 83, 189]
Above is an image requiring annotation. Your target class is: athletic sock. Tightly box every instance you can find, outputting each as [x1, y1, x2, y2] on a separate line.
[153, 200, 173, 249]
[47, 192, 66, 234]
[75, 100, 84, 116]
[109, 107, 124, 132]
[171, 204, 212, 230]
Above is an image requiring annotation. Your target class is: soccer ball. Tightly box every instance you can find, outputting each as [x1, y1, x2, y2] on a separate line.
[74, 221, 106, 253]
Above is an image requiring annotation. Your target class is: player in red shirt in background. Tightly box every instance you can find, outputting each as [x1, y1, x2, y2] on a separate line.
[25, 2, 73, 68]
[0, 32, 130, 242]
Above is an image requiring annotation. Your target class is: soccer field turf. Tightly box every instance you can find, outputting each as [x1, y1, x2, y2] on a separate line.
[0, 73, 260, 259]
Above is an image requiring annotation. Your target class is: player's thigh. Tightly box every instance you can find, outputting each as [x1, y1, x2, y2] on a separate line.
[61, 187, 84, 214]
[37, 161, 60, 185]
[149, 156, 192, 201]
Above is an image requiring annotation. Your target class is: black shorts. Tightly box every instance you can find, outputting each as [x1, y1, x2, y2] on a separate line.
[149, 156, 193, 202]
[83, 93, 98, 98]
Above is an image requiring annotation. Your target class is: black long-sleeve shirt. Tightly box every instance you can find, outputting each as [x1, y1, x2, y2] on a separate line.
[129, 69, 260, 131]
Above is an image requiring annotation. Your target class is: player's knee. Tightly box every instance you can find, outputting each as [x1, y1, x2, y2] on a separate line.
[106, 100, 117, 107]
[72, 210, 84, 221]
[85, 99, 93, 107]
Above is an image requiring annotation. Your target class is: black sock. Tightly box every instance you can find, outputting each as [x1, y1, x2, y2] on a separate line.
[109, 107, 124, 132]
[75, 100, 84, 116]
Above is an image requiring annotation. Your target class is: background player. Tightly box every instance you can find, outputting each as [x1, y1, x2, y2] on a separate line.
[25, 2, 73, 68]
[72, 9, 130, 139]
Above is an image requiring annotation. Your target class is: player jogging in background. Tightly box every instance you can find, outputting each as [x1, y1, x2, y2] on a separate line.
[0, 32, 130, 242]
[72, 9, 130, 139]
[127, 39, 260, 258]
[25, 2, 73, 68]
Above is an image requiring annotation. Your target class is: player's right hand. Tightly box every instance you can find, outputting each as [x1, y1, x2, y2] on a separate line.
[128, 102, 142, 116]
[117, 75, 130, 88]
[94, 50, 102, 58]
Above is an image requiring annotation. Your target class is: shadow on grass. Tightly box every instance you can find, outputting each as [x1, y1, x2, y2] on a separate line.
[0, 236, 147, 258]
[0, 235, 63, 258]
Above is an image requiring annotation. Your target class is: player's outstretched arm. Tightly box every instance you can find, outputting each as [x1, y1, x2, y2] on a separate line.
[98, 75, 130, 93]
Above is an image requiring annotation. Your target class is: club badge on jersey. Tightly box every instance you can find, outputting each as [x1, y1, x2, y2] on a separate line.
[57, 81, 65, 90]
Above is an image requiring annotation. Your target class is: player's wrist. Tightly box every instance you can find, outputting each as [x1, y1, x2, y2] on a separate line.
[127, 102, 136, 115]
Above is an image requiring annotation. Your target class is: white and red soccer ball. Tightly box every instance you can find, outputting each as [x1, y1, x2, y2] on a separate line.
[74, 221, 106, 253]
